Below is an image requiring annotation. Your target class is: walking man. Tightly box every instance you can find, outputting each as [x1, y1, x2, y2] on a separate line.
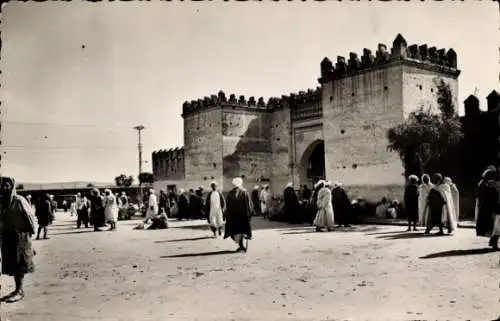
[224, 177, 253, 252]
[205, 181, 226, 237]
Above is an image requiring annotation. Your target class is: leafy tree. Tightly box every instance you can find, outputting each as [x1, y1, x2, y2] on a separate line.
[387, 79, 463, 178]
[138, 172, 154, 184]
[114, 174, 134, 187]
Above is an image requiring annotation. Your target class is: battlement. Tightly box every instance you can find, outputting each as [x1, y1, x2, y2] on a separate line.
[152, 146, 184, 157]
[318, 34, 460, 84]
[152, 147, 185, 181]
[182, 87, 322, 117]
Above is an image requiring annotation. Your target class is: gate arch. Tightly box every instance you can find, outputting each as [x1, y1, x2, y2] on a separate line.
[298, 139, 325, 187]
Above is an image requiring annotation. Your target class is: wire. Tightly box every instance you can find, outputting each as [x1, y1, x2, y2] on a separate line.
[1, 120, 146, 130]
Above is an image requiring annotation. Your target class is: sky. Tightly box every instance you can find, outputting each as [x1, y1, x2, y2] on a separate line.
[0, 1, 498, 184]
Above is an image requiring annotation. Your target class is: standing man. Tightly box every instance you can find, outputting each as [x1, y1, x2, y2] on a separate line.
[144, 189, 158, 224]
[35, 193, 53, 240]
[0, 176, 36, 303]
[283, 182, 301, 224]
[331, 182, 351, 228]
[251, 186, 261, 216]
[224, 177, 253, 252]
[76, 192, 90, 228]
[158, 189, 170, 218]
[424, 174, 447, 235]
[205, 181, 226, 237]
[404, 175, 420, 231]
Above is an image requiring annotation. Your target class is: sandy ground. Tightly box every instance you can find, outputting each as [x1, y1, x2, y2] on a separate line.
[1, 212, 499, 321]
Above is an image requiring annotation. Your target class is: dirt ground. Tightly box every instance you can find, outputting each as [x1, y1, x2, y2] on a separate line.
[1, 212, 499, 321]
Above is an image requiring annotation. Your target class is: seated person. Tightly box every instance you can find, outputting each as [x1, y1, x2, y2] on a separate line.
[147, 209, 169, 230]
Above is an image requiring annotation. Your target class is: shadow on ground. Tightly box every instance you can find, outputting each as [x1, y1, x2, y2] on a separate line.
[281, 225, 380, 235]
[49, 229, 97, 236]
[175, 217, 307, 232]
[161, 250, 238, 258]
[375, 232, 453, 240]
[155, 236, 213, 243]
[420, 248, 498, 259]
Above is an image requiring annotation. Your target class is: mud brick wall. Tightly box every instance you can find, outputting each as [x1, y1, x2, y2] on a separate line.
[183, 108, 223, 190]
[269, 108, 292, 195]
[322, 65, 406, 187]
[222, 110, 271, 192]
[402, 65, 459, 117]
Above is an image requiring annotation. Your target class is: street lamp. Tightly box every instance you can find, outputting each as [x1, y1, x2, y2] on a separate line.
[134, 125, 145, 208]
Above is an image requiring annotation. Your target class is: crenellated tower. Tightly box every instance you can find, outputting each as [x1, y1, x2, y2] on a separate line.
[319, 33, 460, 190]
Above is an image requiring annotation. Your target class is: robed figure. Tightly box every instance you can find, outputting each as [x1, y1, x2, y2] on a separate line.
[224, 177, 253, 252]
[418, 174, 434, 226]
[89, 189, 106, 231]
[331, 182, 351, 227]
[404, 175, 420, 231]
[475, 168, 500, 249]
[35, 193, 53, 240]
[283, 183, 301, 224]
[251, 186, 261, 216]
[177, 189, 190, 220]
[313, 181, 335, 232]
[436, 177, 458, 234]
[0, 176, 36, 303]
[205, 182, 226, 237]
[424, 174, 447, 235]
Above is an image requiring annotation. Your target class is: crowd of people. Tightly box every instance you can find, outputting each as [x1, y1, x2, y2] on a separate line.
[1, 167, 500, 304]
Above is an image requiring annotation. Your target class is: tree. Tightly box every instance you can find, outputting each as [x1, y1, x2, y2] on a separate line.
[114, 174, 134, 187]
[138, 172, 154, 185]
[387, 79, 463, 178]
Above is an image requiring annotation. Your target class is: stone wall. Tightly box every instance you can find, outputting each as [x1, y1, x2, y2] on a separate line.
[402, 65, 459, 117]
[322, 64, 405, 187]
[183, 108, 223, 189]
[152, 148, 185, 182]
[222, 109, 271, 192]
[269, 107, 292, 195]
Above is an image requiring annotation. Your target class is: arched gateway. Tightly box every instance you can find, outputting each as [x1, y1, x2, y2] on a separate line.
[299, 139, 326, 187]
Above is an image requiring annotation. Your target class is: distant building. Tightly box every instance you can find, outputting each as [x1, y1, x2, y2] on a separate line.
[153, 34, 461, 202]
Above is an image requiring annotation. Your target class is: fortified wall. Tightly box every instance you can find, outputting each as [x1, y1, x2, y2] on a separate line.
[319, 34, 460, 198]
[153, 34, 461, 201]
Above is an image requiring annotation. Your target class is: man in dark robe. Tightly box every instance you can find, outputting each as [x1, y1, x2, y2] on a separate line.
[404, 175, 420, 231]
[224, 177, 253, 252]
[177, 189, 190, 220]
[331, 182, 351, 227]
[302, 185, 312, 201]
[0, 176, 36, 303]
[283, 183, 301, 224]
[158, 190, 169, 217]
[424, 173, 447, 235]
[251, 186, 261, 216]
[35, 193, 53, 240]
[475, 168, 500, 249]
[89, 188, 105, 231]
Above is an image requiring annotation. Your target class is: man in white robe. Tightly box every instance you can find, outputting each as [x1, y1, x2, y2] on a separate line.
[418, 174, 434, 227]
[260, 185, 271, 219]
[436, 178, 458, 234]
[205, 181, 226, 237]
[313, 181, 335, 232]
[144, 189, 159, 224]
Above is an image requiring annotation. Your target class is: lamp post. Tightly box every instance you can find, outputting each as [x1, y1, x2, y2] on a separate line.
[134, 125, 145, 208]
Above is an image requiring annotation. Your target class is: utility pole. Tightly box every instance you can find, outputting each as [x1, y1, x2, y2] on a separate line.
[134, 125, 145, 208]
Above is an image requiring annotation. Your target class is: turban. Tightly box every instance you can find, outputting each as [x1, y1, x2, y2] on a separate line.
[232, 177, 243, 187]
[286, 182, 293, 188]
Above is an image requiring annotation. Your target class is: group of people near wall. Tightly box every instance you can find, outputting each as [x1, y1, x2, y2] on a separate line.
[403, 174, 459, 235]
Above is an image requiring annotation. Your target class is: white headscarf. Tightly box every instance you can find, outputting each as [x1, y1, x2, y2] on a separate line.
[232, 177, 243, 188]
[286, 182, 293, 188]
